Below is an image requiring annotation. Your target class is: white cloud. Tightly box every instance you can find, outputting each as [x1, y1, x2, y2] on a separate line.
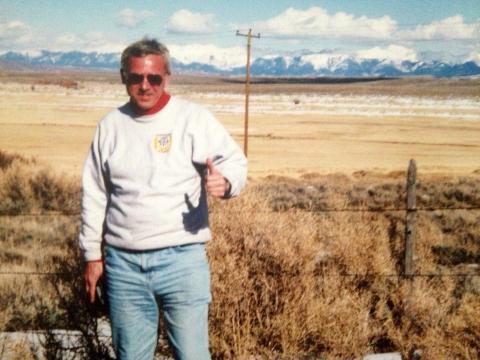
[55, 33, 78, 47]
[166, 9, 216, 34]
[168, 43, 245, 69]
[467, 51, 480, 65]
[53, 32, 125, 53]
[251, 7, 397, 39]
[116, 8, 154, 29]
[398, 15, 480, 40]
[0, 20, 33, 47]
[32, 32, 124, 53]
[0, 20, 124, 53]
[357, 45, 418, 64]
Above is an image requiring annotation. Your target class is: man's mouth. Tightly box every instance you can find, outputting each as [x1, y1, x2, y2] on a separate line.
[137, 93, 153, 99]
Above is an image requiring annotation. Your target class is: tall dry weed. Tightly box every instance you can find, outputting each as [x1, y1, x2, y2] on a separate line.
[1, 155, 479, 358]
[208, 190, 388, 358]
[207, 175, 479, 359]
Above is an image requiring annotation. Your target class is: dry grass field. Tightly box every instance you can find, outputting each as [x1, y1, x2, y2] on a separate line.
[0, 71, 479, 177]
[0, 71, 479, 359]
[0, 152, 479, 359]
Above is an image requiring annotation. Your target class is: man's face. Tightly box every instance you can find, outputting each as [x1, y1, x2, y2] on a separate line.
[123, 54, 169, 111]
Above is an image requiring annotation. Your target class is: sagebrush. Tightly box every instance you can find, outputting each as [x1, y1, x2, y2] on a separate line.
[0, 151, 479, 359]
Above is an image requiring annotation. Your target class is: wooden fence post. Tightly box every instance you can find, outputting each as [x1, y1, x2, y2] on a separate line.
[405, 159, 417, 276]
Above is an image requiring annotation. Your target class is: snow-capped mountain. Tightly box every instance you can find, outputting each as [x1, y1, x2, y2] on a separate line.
[1, 50, 479, 77]
[0, 50, 120, 69]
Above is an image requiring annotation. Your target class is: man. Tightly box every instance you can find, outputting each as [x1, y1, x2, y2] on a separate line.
[79, 38, 247, 360]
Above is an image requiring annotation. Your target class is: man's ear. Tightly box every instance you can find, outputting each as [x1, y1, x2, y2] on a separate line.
[120, 70, 126, 84]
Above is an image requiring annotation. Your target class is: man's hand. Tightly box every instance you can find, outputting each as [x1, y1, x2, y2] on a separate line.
[84, 260, 104, 303]
[206, 158, 230, 198]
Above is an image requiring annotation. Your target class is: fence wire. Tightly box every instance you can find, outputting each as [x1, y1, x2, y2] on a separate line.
[1, 205, 479, 278]
[0, 205, 479, 217]
[0, 271, 478, 278]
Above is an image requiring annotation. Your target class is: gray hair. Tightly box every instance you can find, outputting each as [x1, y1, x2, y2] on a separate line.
[120, 38, 171, 75]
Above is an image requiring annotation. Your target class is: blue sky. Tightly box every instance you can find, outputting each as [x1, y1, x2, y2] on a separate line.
[1, 0, 479, 65]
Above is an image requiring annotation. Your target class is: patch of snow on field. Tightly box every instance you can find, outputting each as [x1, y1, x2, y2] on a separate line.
[0, 83, 478, 120]
[195, 93, 480, 120]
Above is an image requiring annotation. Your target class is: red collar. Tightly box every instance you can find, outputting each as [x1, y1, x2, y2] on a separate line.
[131, 92, 171, 116]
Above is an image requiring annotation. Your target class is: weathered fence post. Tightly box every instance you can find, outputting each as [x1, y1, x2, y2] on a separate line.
[405, 159, 417, 276]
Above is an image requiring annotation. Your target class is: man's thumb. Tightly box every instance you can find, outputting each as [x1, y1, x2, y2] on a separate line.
[206, 158, 218, 174]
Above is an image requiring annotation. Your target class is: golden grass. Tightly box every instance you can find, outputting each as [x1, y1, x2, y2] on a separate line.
[0, 74, 479, 176]
[1, 153, 478, 358]
[206, 178, 479, 358]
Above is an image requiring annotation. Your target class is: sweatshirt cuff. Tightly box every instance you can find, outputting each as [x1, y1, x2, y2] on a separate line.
[83, 248, 103, 262]
[221, 170, 244, 198]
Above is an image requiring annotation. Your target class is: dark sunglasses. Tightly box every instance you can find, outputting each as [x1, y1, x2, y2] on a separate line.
[125, 73, 163, 86]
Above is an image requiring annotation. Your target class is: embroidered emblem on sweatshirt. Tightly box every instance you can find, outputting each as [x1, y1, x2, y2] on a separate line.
[153, 134, 172, 153]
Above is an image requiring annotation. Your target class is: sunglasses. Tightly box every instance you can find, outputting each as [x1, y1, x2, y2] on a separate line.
[125, 73, 163, 86]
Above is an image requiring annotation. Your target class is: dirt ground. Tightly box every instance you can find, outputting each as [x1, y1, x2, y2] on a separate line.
[0, 72, 479, 178]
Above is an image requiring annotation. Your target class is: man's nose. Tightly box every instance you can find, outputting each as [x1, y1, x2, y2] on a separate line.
[140, 76, 150, 89]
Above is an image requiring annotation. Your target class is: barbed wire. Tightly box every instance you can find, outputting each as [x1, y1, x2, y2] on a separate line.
[0, 271, 477, 278]
[302, 206, 480, 213]
[0, 271, 68, 276]
[0, 213, 79, 217]
[0, 206, 478, 278]
[0, 205, 479, 218]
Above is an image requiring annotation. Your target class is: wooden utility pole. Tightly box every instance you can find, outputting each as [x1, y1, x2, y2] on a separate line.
[236, 29, 260, 157]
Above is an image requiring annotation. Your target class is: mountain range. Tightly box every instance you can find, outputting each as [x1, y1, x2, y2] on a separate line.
[1, 50, 479, 78]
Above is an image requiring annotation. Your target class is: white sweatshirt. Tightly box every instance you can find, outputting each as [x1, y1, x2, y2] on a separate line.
[79, 96, 247, 261]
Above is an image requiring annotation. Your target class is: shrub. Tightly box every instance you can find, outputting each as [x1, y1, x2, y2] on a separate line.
[0, 165, 35, 215]
[0, 154, 80, 215]
[0, 150, 30, 170]
[30, 170, 80, 214]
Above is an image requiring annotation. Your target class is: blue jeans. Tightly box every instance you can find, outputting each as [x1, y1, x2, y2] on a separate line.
[104, 243, 212, 360]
